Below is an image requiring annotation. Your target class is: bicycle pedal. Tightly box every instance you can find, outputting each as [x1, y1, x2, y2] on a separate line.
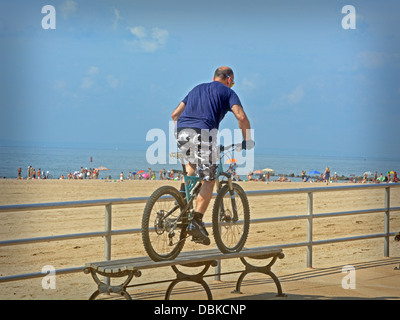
[191, 236, 209, 245]
[190, 231, 211, 245]
[191, 236, 201, 244]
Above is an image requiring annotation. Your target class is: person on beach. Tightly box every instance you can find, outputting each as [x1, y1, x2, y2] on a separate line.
[171, 66, 254, 245]
[324, 167, 330, 185]
[17, 167, 21, 179]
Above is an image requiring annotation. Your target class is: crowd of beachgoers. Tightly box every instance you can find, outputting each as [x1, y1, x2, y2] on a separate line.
[14, 165, 398, 184]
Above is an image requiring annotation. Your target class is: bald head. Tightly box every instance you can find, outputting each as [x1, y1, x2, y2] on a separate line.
[213, 66, 234, 81]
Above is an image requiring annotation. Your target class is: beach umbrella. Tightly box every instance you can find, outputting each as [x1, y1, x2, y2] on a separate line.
[387, 171, 395, 174]
[225, 159, 237, 164]
[95, 166, 109, 171]
[138, 170, 144, 174]
[309, 170, 320, 175]
[262, 168, 275, 172]
[253, 170, 264, 174]
[142, 173, 150, 179]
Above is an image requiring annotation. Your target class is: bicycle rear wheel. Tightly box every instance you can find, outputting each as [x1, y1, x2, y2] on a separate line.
[142, 186, 187, 261]
[212, 183, 250, 253]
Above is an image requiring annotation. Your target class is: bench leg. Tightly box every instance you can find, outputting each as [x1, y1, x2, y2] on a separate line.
[84, 268, 136, 300]
[165, 262, 215, 300]
[233, 254, 287, 298]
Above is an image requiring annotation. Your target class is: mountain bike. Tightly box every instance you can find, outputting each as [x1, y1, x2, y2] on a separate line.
[141, 144, 250, 262]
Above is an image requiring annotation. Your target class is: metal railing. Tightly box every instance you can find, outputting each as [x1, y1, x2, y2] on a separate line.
[0, 183, 399, 284]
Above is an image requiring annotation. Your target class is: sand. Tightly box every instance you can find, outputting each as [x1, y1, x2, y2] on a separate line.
[0, 179, 399, 300]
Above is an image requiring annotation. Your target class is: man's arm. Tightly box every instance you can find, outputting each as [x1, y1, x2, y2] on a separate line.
[231, 104, 252, 141]
[171, 102, 186, 123]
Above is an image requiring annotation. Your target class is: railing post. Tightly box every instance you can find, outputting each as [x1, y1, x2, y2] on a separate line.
[384, 187, 390, 257]
[215, 226, 221, 280]
[307, 192, 313, 268]
[105, 204, 112, 286]
[214, 260, 221, 281]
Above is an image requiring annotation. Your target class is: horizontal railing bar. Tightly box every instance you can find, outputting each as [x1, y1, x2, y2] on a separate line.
[111, 228, 141, 236]
[312, 233, 390, 245]
[0, 266, 85, 283]
[1, 183, 399, 214]
[251, 215, 309, 224]
[0, 231, 108, 247]
[313, 208, 387, 218]
[0, 197, 150, 213]
[1, 207, 398, 246]
[245, 183, 400, 197]
[246, 208, 392, 225]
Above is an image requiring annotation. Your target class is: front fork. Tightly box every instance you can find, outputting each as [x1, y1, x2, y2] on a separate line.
[216, 173, 239, 222]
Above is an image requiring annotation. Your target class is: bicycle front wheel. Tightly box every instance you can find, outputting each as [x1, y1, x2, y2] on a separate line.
[212, 183, 250, 253]
[142, 186, 187, 261]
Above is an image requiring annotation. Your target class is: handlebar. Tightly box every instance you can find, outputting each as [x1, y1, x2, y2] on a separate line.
[219, 143, 241, 153]
[219, 140, 255, 153]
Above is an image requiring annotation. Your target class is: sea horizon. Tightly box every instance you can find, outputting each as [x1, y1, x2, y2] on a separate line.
[0, 145, 398, 181]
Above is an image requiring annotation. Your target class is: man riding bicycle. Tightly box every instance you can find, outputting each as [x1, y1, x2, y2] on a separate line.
[171, 66, 254, 245]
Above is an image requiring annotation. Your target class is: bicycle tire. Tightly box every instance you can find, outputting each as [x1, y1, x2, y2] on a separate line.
[142, 185, 187, 261]
[212, 183, 250, 253]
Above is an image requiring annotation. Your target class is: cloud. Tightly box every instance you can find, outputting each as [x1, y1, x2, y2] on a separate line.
[87, 66, 99, 76]
[268, 85, 305, 111]
[242, 78, 255, 90]
[152, 27, 169, 45]
[125, 26, 169, 52]
[287, 86, 304, 104]
[128, 26, 147, 39]
[112, 7, 122, 30]
[80, 66, 99, 89]
[80, 77, 93, 89]
[60, 0, 77, 19]
[107, 75, 119, 89]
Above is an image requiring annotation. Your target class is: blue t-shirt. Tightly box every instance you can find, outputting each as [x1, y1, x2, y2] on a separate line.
[177, 81, 242, 131]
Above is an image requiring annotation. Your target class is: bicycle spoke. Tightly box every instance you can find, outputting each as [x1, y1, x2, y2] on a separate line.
[212, 183, 250, 253]
[142, 186, 187, 261]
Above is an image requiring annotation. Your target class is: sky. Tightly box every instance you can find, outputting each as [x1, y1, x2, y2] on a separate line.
[0, 0, 399, 159]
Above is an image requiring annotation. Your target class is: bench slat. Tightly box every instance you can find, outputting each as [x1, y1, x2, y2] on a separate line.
[86, 247, 283, 275]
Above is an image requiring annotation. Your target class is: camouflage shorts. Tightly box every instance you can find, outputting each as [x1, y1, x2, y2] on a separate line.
[177, 128, 220, 181]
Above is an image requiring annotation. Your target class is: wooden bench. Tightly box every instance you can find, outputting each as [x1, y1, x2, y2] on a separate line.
[84, 247, 285, 300]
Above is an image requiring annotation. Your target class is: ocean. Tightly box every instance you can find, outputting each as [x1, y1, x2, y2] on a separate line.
[0, 146, 398, 182]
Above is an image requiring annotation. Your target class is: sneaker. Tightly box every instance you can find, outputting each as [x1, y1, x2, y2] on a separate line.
[187, 220, 210, 245]
[201, 221, 209, 236]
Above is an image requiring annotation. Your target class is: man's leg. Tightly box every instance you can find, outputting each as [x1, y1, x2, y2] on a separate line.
[186, 176, 214, 246]
[195, 180, 215, 215]
[185, 163, 196, 176]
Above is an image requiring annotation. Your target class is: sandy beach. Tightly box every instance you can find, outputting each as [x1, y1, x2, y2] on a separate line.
[0, 179, 399, 300]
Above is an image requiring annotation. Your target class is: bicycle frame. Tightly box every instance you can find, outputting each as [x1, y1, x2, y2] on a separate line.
[179, 146, 239, 222]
